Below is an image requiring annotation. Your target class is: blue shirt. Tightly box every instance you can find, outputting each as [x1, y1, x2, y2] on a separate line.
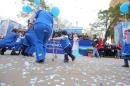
[60, 36, 71, 49]
[35, 10, 53, 28]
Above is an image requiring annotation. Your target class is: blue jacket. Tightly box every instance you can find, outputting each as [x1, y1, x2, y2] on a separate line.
[35, 10, 53, 28]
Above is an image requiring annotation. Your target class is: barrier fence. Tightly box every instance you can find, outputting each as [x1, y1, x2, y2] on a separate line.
[46, 40, 93, 56]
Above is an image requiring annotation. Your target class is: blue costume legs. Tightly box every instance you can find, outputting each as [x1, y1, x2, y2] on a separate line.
[34, 23, 52, 62]
[24, 46, 35, 56]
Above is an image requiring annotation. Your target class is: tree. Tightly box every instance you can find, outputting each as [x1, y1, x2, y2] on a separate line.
[91, 3, 130, 44]
[90, 10, 110, 40]
[103, 3, 130, 44]
[104, 3, 124, 43]
[98, 10, 110, 30]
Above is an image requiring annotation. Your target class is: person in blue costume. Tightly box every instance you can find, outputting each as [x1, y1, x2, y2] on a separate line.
[121, 43, 130, 67]
[22, 20, 36, 56]
[52, 31, 76, 63]
[11, 30, 25, 55]
[121, 30, 130, 67]
[0, 29, 18, 55]
[30, 9, 53, 63]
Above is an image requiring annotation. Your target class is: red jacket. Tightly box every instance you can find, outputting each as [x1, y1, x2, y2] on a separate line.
[97, 39, 104, 49]
[117, 42, 122, 49]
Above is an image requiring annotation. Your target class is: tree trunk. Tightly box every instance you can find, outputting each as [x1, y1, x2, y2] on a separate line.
[103, 16, 119, 44]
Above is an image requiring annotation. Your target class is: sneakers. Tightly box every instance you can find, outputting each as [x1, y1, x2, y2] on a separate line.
[36, 60, 44, 64]
[72, 57, 76, 61]
[64, 57, 76, 63]
[0, 51, 4, 55]
[10, 51, 18, 55]
[122, 64, 129, 67]
[64, 59, 69, 63]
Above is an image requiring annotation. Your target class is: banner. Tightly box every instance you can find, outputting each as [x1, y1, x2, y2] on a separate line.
[46, 40, 64, 54]
[46, 40, 93, 55]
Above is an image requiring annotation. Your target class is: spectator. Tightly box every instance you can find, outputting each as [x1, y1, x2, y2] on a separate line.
[72, 33, 80, 56]
[97, 38, 104, 57]
[92, 34, 100, 58]
[116, 41, 122, 59]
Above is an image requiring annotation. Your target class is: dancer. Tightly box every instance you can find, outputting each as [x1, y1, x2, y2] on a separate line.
[52, 31, 76, 63]
[30, 9, 53, 63]
[21, 20, 36, 56]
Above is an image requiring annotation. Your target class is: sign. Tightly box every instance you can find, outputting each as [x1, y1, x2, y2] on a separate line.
[46, 40, 93, 56]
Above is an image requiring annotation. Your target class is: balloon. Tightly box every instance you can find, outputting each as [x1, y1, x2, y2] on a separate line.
[51, 7, 60, 17]
[22, 5, 33, 13]
[34, 0, 41, 6]
[120, 2, 129, 13]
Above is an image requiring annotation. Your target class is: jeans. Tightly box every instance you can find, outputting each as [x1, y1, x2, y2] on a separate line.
[93, 47, 100, 57]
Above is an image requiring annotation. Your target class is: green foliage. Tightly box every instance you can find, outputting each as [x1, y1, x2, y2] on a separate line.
[90, 3, 130, 43]
[98, 10, 110, 28]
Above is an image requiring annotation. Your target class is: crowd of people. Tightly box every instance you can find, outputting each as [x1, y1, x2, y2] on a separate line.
[53, 31, 121, 57]
[53, 31, 90, 40]
[0, 26, 129, 67]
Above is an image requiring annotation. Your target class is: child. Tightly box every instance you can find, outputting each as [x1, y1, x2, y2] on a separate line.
[122, 30, 130, 67]
[53, 31, 76, 63]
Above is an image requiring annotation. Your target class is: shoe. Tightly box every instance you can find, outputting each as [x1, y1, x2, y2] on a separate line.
[22, 53, 28, 56]
[27, 54, 34, 57]
[72, 57, 76, 61]
[36, 60, 44, 64]
[0, 51, 4, 55]
[11, 52, 14, 55]
[64, 60, 69, 63]
[122, 64, 129, 67]
[11, 51, 18, 55]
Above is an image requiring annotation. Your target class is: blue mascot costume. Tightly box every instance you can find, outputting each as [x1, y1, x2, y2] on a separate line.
[21, 20, 36, 56]
[30, 9, 53, 63]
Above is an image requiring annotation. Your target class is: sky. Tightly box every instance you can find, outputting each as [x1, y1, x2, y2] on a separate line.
[47, 0, 111, 28]
[0, 0, 111, 29]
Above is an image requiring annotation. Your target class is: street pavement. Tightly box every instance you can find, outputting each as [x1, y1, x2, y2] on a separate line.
[0, 53, 130, 86]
